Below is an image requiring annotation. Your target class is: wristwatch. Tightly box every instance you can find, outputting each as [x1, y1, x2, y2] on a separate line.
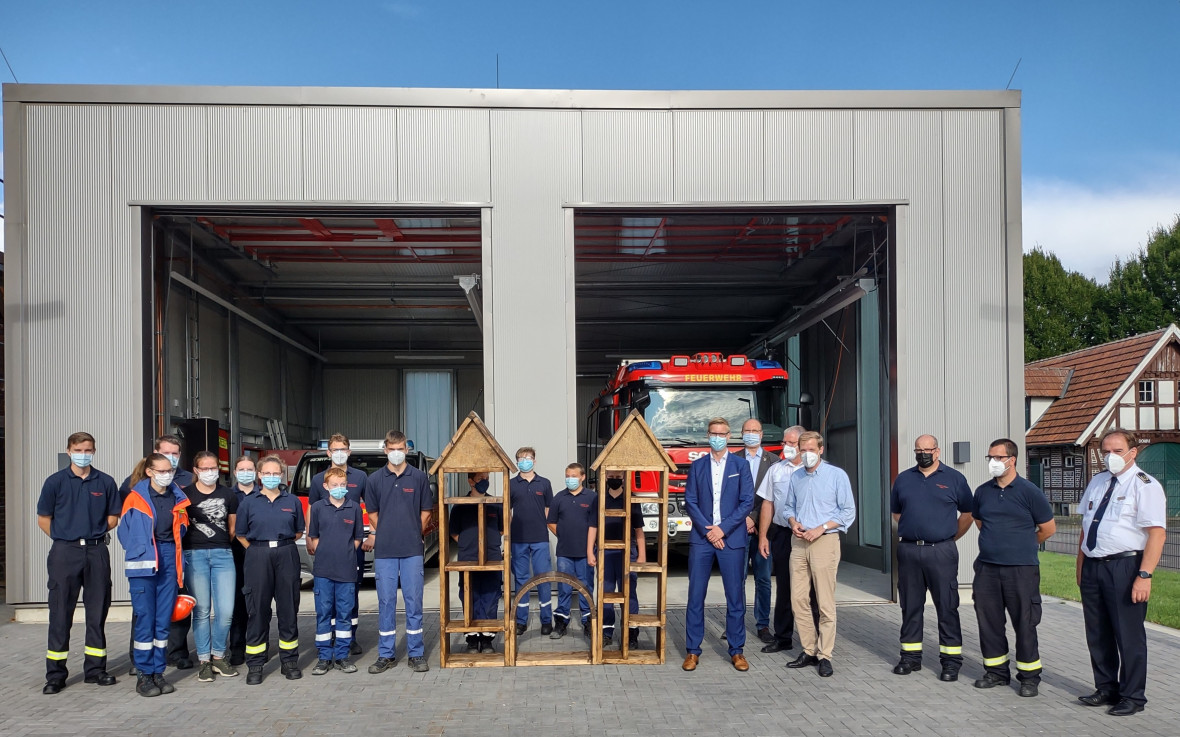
[1137, 570, 1152, 579]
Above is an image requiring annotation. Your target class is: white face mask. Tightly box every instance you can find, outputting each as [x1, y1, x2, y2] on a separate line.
[330, 450, 349, 466]
[197, 470, 219, 486]
[801, 451, 819, 469]
[781, 446, 798, 462]
[154, 471, 175, 488]
[1105, 452, 1127, 475]
[987, 458, 1008, 478]
[387, 450, 406, 467]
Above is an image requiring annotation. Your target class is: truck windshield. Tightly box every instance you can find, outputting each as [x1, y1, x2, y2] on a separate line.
[644, 386, 785, 443]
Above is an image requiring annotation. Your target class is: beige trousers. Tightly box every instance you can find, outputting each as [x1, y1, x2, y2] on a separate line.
[789, 532, 840, 660]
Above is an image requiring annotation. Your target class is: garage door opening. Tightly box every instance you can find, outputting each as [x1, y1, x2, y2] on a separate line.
[573, 208, 896, 603]
[141, 206, 486, 467]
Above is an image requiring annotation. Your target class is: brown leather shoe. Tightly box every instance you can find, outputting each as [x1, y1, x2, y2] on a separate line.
[732, 654, 750, 672]
[681, 654, 699, 671]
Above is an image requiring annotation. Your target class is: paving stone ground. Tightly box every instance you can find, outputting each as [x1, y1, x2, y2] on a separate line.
[2, 594, 1179, 737]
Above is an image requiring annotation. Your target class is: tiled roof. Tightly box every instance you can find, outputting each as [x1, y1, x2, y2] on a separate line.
[1026, 329, 1167, 445]
[1025, 367, 1073, 398]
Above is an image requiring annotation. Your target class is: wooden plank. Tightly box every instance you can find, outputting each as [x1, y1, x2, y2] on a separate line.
[447, 495, 506, 504]
[600, 592, 626, 605]
[602, 650, 663, 666]
[603, 509, 628, 517]
[444, 562, 506, 572]
[602, 541, 626, 550]
[513, 651, 593, 666]
[629, 613, 664, 627]
[630, 562, 662, 574]
[444, 620, 507, 634]
[444, 651, 507, 668]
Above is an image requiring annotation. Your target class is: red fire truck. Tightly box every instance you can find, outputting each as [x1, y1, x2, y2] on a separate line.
[584, 352, 792, 553]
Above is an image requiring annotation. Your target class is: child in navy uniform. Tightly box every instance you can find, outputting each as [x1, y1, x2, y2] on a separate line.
[307, 467, 365, 675]
[588, 470, 646, 649]
[547, 463, 597, 639]
[450, 472, 504, 652]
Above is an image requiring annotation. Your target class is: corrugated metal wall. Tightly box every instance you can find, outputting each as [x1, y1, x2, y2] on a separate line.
[6, 92, 1018, 603]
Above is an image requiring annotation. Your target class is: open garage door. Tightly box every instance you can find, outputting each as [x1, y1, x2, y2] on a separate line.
[573, 208, 896, 602]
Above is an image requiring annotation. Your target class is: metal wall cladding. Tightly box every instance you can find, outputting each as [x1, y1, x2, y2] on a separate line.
[673, 110, 764, 202]
[238, 324, 282, 422]
[112, 105, 208, 201]
[398, 108, 491, 203]
[198, 302, 230, 425]
[303, 106, 398, 201]
[455, 367, 485, 422]
[404, 370, 455, 458]
[489, 110, 581, 473]
[322, 368, 402, 440]
[283, 347, 320, 445]
[765, 110, 855, 202]
[166, 285, 190, 416]
[209, 106, 303, 201]
[581, 110, 673, 203]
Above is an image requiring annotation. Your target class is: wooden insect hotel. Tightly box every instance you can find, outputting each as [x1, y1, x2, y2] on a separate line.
[589, 408, 676, 664]
[430, 411, 516, 667]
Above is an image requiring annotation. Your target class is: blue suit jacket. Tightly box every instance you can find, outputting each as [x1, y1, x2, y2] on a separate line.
[684, 452, 755, 549]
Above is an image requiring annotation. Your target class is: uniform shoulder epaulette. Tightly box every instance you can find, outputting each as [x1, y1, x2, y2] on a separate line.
[1137, 471, 1151, 483]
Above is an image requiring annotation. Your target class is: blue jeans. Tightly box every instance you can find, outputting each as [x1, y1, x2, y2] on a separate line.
[748, 542, 772, 630]
[374, 556, 424, 659]
[313, 577, 356, 661]
[511, 541, 553, 625]
[555, 556, 593, 624]
[129, 542, 178, 675]
[184, 547, 236, 660]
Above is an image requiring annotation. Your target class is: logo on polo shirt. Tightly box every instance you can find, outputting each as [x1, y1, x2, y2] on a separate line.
[281, 507, 295, 513]
[402, 486, 414, 492]
[536, 491, 544, 496]
[936, 484, 948, 489]
[579, 503, 589, 508]
[344, 518, 355, 524]
[90, 491, 105, 497]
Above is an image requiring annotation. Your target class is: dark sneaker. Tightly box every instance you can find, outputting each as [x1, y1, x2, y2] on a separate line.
[335, 659, 358, 673]
[628, 629, 640, 649]
[350, 640, 362, 656]
[210, 657, 238, 677]
[603, 628, 615, 644]
[197, 662, 216, 682]
[312, 659, 332, 676]
[136, 674, 161, 697]
[478, 635, 496, 653]
[582, 622, 592, 638]
[973, 672, 1010, 689]
[246, 666, 264, 685]
[757, 627, 775, 644]
[465, 636, 480, 653]
[515, 622, 528, 636]
[280, 662, 302, 680]
[550, 622, 567, 639]
[368, 657, 397, 674]
[83, 672, 117, 686]
[152, 674, 175, 694]
[409, 656, 429, 673]
[540, 622, 553, 636]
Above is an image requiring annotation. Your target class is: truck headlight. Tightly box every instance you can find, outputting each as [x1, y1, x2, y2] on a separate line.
[640, 503, 659, 516]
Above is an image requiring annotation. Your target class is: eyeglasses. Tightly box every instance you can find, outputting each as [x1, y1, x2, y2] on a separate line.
[913, 448, 937, 454]
[707, 433, 729, 439]
[984, 455, 1012, 461]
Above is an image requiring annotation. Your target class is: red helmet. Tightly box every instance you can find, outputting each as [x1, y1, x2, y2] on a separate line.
[172, 594, 196, 622]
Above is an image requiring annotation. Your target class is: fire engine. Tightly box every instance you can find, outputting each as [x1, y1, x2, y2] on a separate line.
[585, 352, 792, 553]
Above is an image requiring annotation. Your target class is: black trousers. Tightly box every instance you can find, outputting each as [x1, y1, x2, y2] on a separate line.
[769, 524, 819, 646]
[897, 540, 963, 666]
[1081, 554, 1149, 705]
[243, 544, 301, 667]
[227, 541, 248, 662]
[972, 561, 1042, 684]
[46, 540, 112, 682]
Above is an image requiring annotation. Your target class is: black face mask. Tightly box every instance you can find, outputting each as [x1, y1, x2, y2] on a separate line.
[915, 452, 935, 469]
[606, 477, 623, 490]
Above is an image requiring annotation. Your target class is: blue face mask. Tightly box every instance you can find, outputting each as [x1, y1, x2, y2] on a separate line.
[709, 435, 728, 452]
[742, 432, 760, 448]
[260, 475, 282, 490]
[164, 453, 180, 469]
[517, 458, 534, 473]
[474, 478, 490, 494]
[235, 470, 256, 485]
[328, 486, 348, 500]
[71, 453, 94, 468]
[564, 477, 580, 491]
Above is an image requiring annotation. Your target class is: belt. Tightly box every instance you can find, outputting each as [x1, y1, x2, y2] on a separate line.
[253, 539, 295, 548]
[58, 535, 109, 546]
[900, 538, 953, 546]
[1087, 550, 1142, 562]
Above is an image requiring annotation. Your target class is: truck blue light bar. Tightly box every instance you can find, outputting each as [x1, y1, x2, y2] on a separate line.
[625, 360, 664, 372]
[751, 360, 784, 370]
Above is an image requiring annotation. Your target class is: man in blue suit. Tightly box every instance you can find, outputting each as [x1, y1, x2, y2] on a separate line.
[682, 417, 755, 672]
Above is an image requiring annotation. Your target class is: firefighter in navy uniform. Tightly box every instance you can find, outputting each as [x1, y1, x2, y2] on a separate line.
[234, 455, 305, 685]
[971, 438, 1056, 697]
[227, 455, 261, 665]
[36, 432, 121, 695]
[1076, 429, 1167, 717]
[889, 434, 974, 681]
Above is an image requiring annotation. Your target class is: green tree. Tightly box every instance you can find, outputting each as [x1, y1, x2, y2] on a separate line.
[1101, 216, 1180, 339]
[1024, 247, 1105, 361]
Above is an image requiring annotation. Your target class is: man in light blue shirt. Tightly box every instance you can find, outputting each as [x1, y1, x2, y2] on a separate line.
[782, 431, 855, 678]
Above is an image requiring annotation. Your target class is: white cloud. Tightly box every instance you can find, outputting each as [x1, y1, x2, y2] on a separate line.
[1023, 178, 1180, 283]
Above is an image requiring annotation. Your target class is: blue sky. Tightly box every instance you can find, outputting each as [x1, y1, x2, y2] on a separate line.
[2, 0, 1178, 278]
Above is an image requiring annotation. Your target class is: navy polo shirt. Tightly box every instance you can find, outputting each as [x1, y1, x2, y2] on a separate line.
[121, 469, 193, 503]
[548, 488, 597, 559]
[308, 498, 365, 583]
[510, 474, 554, 544]
[366, 463, 433, 558]
[890, 463, 973, 542]
[308, 466, 368, 507]
[234, 490, 305, 542]
[234, 484, 261, 506]
[972, 474, 1053, 566]
[149, 487, 177, 541]
[36, 466, 120, 540]
[450, 502, 503, 562]
[599, 492, 643, 544]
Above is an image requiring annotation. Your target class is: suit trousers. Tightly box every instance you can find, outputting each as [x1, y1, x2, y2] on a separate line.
[790, 532, 840, 660]
[1081, 554, 1148, 706]
[685, 541, 747, 656]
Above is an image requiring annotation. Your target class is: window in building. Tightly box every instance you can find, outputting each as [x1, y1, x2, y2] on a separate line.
[1065, 455, 1074, 469]
[1139, 380, 1155, 404]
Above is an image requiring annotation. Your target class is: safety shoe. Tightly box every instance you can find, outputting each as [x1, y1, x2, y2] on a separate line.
[465, 635, 480, 653]
[628, 629, 640, 650]
[335, 659, 358, 673]
[42, 681, 65, 695]
[153, 674, 176, 694]
[135, 674, 161, 698]
[197, 662, 216, 682]
[1018, 682, 1039, 698]
[350, 640, 362, 656]
[540, 622, 553, 636]
[246, 666, 264, 685]
[478, 635, 496, 653]
[210, 657, 238, 677]
[368, 657, 397, 674]
[550, 622, 568, 639]
[515, 622, 528, 636]
[892, 660, 921, 675]
[938, 666, 960, 682]
[311, 659, 332, 676]
[582, 622, 592, 638]
[84, 672, 117, 686]
[973, 672, 1010, 689]
[408, 656, 429, 673]
[280, 661, 302, 680]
